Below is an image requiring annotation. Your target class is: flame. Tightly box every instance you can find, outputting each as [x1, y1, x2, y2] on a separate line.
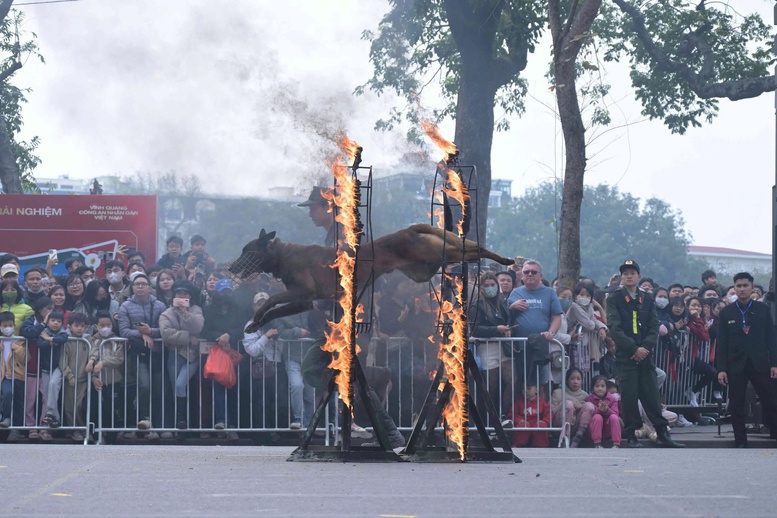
[422, 120, 457, 158]
[441, 166, 468, 236]
[432, 274, 469, 460]
[321, 134, 362, 413]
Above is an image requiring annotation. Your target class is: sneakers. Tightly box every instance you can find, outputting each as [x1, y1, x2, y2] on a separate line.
[160, 431, 174, 439]
[0, 418, 10, 428]
[214, 422, 226, 430]
[7, 429, 20, 442]
[648, 431, 658, 442]
[137, 419, 151, 430]
[686, 388, 699, 407]
[290, 422, 302, 430]
[676, 414, 694, 427]
[146, 431, 160, 441]
[71, 430, 85, 443]
[713, 391, 723, 400]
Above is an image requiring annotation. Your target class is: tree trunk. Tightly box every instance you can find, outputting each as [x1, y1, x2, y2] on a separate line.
[549, 0, 602, 288]
[0, 116, 21, 193]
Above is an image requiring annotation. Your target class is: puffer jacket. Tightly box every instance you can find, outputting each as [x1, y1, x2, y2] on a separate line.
[117, 294, 166, 340]
[160, 305, 205, 363]
[0, 338, 26, 380]
[1, 302, 34, 335]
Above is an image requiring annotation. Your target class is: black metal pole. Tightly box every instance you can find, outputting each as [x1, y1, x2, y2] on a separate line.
[772, 3, 777, 324]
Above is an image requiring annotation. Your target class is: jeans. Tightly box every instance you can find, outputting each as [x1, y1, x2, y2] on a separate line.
[46, 368, 62, 420]
[134, 352, 164, 425]
[166, 350, 199, 398]
[285, 359, 314, 425]
[1, 378, 26, 426]
[213, 381, 236, 427]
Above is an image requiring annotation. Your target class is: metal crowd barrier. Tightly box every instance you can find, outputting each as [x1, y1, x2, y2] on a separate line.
[370, 335, 570, 447]
[568, 330, 722, 409]
[0, 335, 92, 445]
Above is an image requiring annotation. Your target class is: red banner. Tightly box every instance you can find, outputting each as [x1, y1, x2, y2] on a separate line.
[0, 194, 157, 275]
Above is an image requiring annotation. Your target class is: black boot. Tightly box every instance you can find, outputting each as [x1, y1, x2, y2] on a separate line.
[656, 429, 685, 448]
[625, 436, 642, 448]
[176, 397, 188, 430]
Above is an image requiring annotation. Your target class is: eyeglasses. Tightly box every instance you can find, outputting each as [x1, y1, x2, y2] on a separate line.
[522, 270, 540, 276]
[133, 282, 150, 287]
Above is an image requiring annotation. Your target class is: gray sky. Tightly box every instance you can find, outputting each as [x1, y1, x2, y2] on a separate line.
[15, 0, 776, 254]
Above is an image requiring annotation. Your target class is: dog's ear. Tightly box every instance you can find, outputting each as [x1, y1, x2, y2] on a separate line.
[264, 231, 276, 242]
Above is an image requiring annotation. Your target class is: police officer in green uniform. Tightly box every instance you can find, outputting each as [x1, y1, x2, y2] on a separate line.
[606, 260, 684, 448]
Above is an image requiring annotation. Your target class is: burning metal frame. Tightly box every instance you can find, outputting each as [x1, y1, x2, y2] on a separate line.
[400, 131, 520, 463]
[288, 140, 403, 462]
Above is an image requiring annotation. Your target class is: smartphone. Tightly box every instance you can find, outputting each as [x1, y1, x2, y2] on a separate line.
[48, 249, 57, 261]
[134, 322, 145, 327]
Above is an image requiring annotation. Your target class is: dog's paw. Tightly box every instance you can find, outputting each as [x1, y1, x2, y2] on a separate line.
[244, 322, 261, 334]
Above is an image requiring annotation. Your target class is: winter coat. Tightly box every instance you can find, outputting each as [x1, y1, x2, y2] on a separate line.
[1, 302, 34, 335]
[550, 387, 589, 413]
[567, 302, 607, 362]
[586, 392, 620, 419]
[202, 298, 247, 348]
[59, 335, 93, 384]
[160, 305, 205, 363]
[89, 332, 125, 386]
[470, 295, 510, 339]
[510, 395, 550, 428]
[20, 317, 68, 373]
[0, 338, 26, 381]
[117, 294, 166, 340]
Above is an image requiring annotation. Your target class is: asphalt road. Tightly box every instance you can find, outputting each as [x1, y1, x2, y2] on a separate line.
[1, 445, 776, 517]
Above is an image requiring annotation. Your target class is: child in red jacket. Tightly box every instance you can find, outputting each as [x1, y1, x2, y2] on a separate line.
[586, 375, 621, 448]
[510, 384, 549, 447]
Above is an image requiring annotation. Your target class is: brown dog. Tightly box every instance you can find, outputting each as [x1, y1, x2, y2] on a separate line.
[231, 224, 514, 331]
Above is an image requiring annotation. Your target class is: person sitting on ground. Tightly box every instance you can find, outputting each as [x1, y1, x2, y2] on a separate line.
[0, 311, 27, 441]
[159, 280, 204, 431]
[550, 368, 594, 448]
[59, 312, 92, 443]
[510, 383, 550, 448]
[586, 375, 621, 448]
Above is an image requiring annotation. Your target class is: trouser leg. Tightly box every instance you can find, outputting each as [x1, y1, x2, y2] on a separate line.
[638, 363, 669, 432]
[727, 371, 748, 445]
[617, 362, 642, 437]
[46, 368, 62, 420]
[589, 414, 604, 444]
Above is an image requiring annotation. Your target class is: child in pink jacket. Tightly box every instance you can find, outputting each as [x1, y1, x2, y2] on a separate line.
[586, 375, 621, 448]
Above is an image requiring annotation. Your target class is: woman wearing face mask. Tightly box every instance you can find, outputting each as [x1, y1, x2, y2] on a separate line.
[1, 279, 33, 335]
[469, 272, 512, 422]
[84, 279, 119, 333]
[566, 281, 608, 373]
[684, 296, 721, 406]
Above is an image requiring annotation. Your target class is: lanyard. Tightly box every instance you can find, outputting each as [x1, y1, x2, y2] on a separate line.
[735, 300, 752, 333]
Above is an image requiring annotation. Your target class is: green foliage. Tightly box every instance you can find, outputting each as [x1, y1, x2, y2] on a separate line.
[487, 181, 707, 286]
[0, 9, 44, 192]
[358, 0, 545, 136]
[598, 0, 776, 134]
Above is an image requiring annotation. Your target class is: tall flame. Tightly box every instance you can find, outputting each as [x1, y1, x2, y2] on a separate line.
[422, 120, 458, 158]
[441, 165, 468, 236]
[431, 275, 469, 460]
[321, 134, 362, 413]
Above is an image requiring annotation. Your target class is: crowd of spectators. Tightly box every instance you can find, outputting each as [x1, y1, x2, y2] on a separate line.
[1, 227, 775, 448]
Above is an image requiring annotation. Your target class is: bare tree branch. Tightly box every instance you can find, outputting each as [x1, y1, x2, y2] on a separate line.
[613, 0, 777, 101]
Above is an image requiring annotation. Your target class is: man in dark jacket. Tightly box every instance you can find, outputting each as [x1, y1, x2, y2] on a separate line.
[606, 260, 684, 448]
[716, 272, 777, 447]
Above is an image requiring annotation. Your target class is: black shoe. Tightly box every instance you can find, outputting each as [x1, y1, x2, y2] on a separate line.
[625, 437, 642, 448]
[735, 442, 747, 449]
[656, 430, 685, 448]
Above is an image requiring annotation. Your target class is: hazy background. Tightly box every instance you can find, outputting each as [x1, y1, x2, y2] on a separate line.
[13, 0, 776, 253]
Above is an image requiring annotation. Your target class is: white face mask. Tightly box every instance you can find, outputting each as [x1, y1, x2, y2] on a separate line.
[576, 297, 591, 307]
[27, 285, 45, 294]
[1, 326, 14, 337]
[727, 295, 737, 303]
[98, 327, 112, 338]
[655, 297, 669, 309]
[107, 272, 123, 285]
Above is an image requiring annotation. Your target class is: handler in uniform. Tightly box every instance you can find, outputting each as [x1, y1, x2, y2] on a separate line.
[716, 271, 777, 448]
[606, 260, 684, 448]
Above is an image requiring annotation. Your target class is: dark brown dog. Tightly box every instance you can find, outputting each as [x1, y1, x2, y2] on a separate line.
[231, 224, 514, 332]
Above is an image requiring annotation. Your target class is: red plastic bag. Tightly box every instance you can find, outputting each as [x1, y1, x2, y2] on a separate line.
[204, 345, 237, 389]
